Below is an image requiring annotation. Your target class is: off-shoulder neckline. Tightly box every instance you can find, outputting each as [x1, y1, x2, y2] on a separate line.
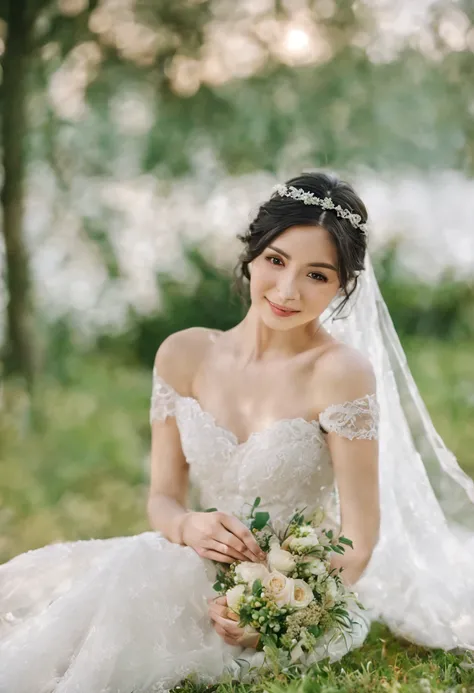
[152, 368, 377, 448]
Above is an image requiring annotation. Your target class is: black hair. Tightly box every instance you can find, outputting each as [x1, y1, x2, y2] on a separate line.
[234, 171, 368, 317]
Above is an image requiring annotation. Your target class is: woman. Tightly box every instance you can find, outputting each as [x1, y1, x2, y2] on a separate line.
[0, 172, 473, 692]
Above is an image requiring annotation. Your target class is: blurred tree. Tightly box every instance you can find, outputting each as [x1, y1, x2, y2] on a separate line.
[1, 0, 474, 373]
[0, 0, 44, 385]
[0, 0, 212, 382]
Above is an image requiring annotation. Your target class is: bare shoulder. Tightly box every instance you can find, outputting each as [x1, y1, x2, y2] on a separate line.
[154, 327, 223, 395]
[313, 341, 376, 410]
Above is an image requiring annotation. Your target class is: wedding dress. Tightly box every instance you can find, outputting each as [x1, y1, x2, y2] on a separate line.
[0, 370, 377, 693]
[1, 253, 474, 693]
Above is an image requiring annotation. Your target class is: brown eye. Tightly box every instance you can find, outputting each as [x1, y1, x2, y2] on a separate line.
[308, 272, 328, 282]
[266, 256, 283, 266]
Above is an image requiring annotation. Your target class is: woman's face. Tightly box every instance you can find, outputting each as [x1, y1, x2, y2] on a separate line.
[249, 224, 341, 330]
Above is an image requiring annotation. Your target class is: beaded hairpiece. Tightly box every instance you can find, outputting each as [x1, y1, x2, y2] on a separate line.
[273, 184, 368, 234]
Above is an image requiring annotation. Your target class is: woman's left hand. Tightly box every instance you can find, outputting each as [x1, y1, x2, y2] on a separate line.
[207, 596, 260, 648]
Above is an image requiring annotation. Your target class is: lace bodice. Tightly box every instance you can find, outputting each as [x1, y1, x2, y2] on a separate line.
[150, 369, 379, 530]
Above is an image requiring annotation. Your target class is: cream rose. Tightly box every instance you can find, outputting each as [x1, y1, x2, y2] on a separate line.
[263, 571, 294, 607]
[226, 584, 246, 614]
[289, 579, 314, 609]
[235, 561, 269, 587]
[268, 546, 296, 575]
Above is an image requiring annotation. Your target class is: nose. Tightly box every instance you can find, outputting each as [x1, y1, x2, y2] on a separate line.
[277, 273, 300, 302]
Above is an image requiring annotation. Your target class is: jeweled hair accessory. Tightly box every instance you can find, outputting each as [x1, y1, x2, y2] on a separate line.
[273, 184, 368, 234]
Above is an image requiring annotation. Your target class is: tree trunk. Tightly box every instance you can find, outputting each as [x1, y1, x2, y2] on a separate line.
[1, 0, 37, 386]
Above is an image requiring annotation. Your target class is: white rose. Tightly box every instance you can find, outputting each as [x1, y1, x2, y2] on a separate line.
[226, 584, 246, 614]
[287, 534, 320, 552]
[263, 571, 295, 607]
[324, 576, 338, 608]
[301, 557, 328, 576]
[235, 561, 269, 587]
[290, 579, 314, 609]
[268, 546, 296, 575]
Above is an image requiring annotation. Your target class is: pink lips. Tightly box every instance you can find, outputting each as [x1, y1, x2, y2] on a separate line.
[266, 298, 300, 317]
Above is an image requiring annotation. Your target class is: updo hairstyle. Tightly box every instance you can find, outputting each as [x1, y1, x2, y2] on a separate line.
[234, 172, 368, 316]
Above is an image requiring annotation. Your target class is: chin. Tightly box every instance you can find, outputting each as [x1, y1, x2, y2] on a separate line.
[260, 306, 307, 331]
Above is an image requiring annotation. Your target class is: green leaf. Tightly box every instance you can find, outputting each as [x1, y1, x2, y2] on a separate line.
[204, 507, 218, 513]
[252, 578, 262, 595]
[253, 497, 261, 508]
[251, 511, 270, 531]
[213, 581, 223, 592]
[339, 536, 353, 547]
[308, 625, 322, 638]
[329, 544, 345, 555]
[326, 529, 334, 540]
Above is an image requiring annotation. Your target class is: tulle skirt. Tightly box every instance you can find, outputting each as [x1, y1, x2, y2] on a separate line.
[0, 532, 370, 693]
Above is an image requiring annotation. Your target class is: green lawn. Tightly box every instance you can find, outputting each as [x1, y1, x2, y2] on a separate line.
[210, 622, 474, 693]
[1, 338, 474, 691]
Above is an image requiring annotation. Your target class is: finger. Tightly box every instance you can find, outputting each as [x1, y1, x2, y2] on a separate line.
[220, 516, 265, 559]
[206, 596, 227, 606]
[213, 623, 239, 646]
[208, 603, 228, 620]
[196, 547, 235, 564]
[237, 630, 260, 648]
[211, 613, 245, 637]
[214, 529, 257, 562]
[224, 636, 241, 647]
[208, 602, 237, 624]
[209, 609, 241, 631]
[213, 624, 228, 637]
[205, 540, 248, 564]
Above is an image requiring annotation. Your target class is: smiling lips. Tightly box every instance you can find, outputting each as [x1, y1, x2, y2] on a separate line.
[266, 298, 300, 317]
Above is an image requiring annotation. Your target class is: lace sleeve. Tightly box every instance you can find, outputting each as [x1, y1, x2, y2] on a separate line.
[150, 368, 177, 424]
[319, 394, 379, 440]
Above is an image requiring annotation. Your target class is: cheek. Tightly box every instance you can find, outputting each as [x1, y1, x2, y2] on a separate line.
[303, 283, 340, 313]
[249, 262, 273, 292]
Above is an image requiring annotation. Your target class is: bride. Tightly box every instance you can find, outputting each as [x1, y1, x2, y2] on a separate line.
[1, 172, 473, 693]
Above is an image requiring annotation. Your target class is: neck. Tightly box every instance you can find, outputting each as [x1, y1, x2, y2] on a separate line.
[231, 305, 327, 365]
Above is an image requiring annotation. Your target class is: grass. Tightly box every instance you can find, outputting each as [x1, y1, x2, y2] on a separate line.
[1, 337, 474, 691]
[207, 622, 474, 692]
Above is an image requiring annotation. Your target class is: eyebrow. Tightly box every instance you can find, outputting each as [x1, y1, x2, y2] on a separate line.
[267, 245, 338, 272]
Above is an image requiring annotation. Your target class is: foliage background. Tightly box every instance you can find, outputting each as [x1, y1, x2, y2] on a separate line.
[1, 0, 474, 649]
[1, 0, 474, 558]
[1, 3, 474, 689]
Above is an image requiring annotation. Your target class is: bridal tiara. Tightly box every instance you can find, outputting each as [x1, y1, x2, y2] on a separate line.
[272, 184, 368, 234]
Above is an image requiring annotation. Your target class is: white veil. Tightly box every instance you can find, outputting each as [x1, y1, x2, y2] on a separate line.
[325, 253, 474, 652]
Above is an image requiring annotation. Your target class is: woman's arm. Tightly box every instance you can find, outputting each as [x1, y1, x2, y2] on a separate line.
[315, 345, 380, 586]
[326, 434, 379, 585]
[148, 328, 265, 565]
[147, 332, 193, 544]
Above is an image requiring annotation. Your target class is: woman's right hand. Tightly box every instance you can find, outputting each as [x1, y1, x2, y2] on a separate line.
[181, 511, 266, 564]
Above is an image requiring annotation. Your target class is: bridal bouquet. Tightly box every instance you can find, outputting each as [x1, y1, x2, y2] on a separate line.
[212, 498, 363, 665]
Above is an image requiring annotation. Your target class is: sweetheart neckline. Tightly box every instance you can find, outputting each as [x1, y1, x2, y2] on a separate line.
[153, 370, 326, 449]
[181, 395, 326, 448]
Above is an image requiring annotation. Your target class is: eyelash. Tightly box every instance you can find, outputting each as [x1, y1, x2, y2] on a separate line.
[265, 256, 328, 283]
